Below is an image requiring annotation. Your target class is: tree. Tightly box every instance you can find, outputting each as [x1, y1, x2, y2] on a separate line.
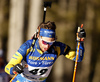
[27, 0, 42, 39]
[76, 0, 94, 82]
[0, 0, 4, 50]
[7, 0, 25, 61]
[52, 0, 78, 82]
[0, 0, 9, 59]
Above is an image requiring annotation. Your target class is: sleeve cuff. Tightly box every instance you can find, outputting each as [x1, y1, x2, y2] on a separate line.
[10, 67, 14, 75]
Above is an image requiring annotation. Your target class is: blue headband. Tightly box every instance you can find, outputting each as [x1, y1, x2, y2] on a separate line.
[39, 28, 55, 38]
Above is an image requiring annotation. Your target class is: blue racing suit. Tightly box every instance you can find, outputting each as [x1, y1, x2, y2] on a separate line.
[5, 39, 84, 82]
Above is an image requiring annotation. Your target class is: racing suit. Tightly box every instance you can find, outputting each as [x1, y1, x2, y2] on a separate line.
[5, 39, 84, 82]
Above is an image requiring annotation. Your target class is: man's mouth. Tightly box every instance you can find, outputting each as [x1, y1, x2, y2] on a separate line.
[44, 48, 48, 51]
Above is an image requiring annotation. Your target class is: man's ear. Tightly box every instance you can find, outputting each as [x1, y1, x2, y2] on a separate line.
[37, 34, 39, 39]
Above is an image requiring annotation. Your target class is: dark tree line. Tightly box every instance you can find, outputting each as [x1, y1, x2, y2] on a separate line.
[0, 0, 100, 82]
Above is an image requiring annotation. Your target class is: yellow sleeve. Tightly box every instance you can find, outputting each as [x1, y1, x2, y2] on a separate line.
[5, 51, 23, 75]
[65, 50, 76, 60]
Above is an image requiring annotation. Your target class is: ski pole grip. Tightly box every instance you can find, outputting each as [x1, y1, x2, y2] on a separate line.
[77, 24, 83, 41]
[80, 24, 84, 41]
[81, 24, 83, 28]
[77, 24, 84, 41]
[77, 27, 80, 32]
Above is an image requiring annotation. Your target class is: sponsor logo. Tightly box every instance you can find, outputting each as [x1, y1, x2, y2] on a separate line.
[29, 56, 54, 60]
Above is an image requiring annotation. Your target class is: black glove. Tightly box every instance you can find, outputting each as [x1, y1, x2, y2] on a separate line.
[78, 28, 86, 38]
[13, 64, 24, 74]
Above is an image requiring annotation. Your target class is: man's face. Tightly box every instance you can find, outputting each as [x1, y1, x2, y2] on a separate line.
[38, 36, 55, 52]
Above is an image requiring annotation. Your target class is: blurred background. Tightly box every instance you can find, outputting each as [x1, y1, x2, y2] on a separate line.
[0, 0, 100, 82]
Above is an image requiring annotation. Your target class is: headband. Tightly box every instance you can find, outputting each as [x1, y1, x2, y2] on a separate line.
[39, 28, 55, 38]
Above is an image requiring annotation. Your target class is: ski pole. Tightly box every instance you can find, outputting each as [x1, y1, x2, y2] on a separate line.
[10, 73, 18, 82]
[72, 24, 83, 82]
[43, 1, 52, 22]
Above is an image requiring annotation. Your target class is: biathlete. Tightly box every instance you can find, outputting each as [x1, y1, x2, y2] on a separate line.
[5, 21, 86, 82]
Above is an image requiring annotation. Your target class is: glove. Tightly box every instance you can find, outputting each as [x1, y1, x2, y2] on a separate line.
[78, 28, 86, 38]
[13, 64, 24, 74]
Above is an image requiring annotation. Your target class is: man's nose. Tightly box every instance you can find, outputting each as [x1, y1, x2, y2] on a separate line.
[45, 44, 49, 48]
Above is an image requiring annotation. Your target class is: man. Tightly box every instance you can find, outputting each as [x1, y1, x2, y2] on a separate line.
[5, 21, 86, 82]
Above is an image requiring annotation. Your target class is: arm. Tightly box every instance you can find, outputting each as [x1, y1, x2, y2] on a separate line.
[5, 40, 33, 75]
[65, 27, 86, 62]
[55, 28, 85, 62]
[5, 52, 23, 75]
[54, 41, 85, 62]
[65, 42, 84, 62]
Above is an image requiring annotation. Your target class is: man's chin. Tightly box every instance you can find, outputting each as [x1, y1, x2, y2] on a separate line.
[43, 48, 48, 52]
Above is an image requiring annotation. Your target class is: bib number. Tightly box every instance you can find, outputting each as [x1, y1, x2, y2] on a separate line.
[29, 69, 48, 75]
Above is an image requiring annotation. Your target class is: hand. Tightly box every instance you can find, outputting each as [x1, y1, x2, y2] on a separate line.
[78, 28, 86, 38]
[13, 64, 24, 74]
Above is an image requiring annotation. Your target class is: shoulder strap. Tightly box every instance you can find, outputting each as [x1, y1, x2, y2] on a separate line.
[30, 39, 36, 52]
[24, 39, 36, 61]
[25, 39, 36, 56]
